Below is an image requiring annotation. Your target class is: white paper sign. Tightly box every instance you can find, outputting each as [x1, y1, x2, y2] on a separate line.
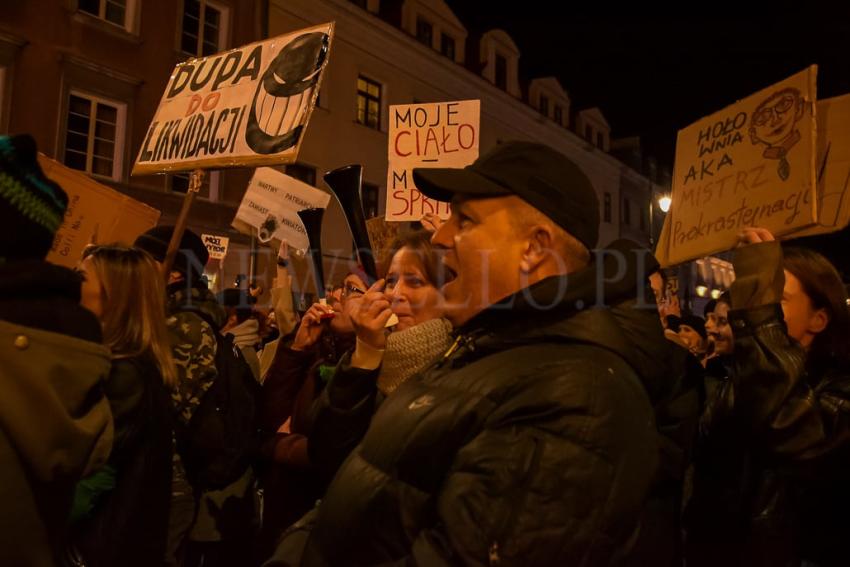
[133, 22, 334, 175]
[386, 100, 480, 221]
[233, 167, 331, 251]
[201, 234, 229, 260]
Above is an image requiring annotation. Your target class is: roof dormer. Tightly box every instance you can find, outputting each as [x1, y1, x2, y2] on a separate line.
[479, 29, 521, 98]
[576, 107, 611, 152]
[529, 77, 570, 127]
[401, 0, 467, 64]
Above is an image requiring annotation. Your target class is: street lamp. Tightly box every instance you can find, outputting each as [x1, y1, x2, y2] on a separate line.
[648, 191, 672, 248]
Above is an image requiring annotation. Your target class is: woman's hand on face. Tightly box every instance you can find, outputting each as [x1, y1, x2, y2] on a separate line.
[737, 227, 776, 247]
[420, 213, 444, 234]
[291, 302, 333, 351]
[350, 279, 394, 350]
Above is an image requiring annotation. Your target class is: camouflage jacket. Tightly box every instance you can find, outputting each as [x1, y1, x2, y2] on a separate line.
[166, 282, 227, 426]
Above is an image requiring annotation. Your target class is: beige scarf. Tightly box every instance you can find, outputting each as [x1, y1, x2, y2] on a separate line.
[377, 318, 454, 395]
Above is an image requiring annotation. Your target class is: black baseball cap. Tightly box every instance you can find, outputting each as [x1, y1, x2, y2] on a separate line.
[668, 314, 707, 339]
[412, 141, 599, 249]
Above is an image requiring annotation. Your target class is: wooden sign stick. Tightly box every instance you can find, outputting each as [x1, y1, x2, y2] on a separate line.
[162, 169, 204, 282]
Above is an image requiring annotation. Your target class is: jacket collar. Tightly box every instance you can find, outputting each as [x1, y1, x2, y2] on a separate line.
[0, 259, 84, 302]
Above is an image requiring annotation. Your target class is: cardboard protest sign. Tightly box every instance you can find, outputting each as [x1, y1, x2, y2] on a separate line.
[39, 154, 161, 268]
[202, 233, 229, 260]
[133, 22, 334, 175]
[232, 167, 331, 252]
[665, 66, 818, 265]
[785, 94, 850, 238]
[386, 100, 479, 221]
[365, 216, 401, 269]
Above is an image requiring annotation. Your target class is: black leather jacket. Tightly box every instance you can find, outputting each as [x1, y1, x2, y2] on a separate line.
[267, 241, 678, 566]
[686, 242, 850, 567]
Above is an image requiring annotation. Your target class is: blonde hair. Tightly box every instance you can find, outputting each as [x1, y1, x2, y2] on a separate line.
[83, 245, 177, 387]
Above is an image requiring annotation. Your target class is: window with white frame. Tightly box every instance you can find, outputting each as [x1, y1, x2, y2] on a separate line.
[63, 92, 126, 181]
[181, 0, 229, 57]
[78, 0, 137, 32]
[170, 170, 219, 201]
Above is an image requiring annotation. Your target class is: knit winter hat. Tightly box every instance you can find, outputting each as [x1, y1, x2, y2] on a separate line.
[0, 135, 69, 261]
[134, 225, 209, 281]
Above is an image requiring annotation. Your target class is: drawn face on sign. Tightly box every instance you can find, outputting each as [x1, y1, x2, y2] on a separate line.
[245, 32, 329, 155]
[750, 88, 805, 147]
[749, 88, 805, 180]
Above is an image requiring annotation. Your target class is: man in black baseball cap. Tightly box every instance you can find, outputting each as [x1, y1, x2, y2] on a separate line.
[414, 140, 600, 326]
[272, 140, 676, 566]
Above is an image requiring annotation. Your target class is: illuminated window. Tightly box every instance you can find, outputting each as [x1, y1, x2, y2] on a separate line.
[356, 76, 381, 130]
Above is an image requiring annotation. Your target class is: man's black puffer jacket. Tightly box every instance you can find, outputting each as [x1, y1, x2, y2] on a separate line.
[287, 241, 668, 566]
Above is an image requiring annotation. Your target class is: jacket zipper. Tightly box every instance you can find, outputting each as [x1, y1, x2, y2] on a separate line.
[489, 436, 544, 565]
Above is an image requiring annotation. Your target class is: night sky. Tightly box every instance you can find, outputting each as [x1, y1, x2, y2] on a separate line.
[445, 2, 850, 273]
[447, 2, 850, 169]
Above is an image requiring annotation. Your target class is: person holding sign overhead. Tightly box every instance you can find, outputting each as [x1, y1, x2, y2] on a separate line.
[686, 227, 850, 567]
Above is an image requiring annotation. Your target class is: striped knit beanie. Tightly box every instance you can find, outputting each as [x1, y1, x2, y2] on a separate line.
[0, 135, 68, 261]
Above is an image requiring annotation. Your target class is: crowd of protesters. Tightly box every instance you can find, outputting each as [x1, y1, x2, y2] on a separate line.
[2, 132, 849, 567]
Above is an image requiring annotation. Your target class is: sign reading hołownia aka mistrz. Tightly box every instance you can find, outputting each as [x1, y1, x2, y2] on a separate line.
[132, 22, 334, 175]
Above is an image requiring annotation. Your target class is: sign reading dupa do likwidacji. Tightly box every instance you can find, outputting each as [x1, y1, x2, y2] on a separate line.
[132, 22, 334, 175]
[665, 66, 818, 265]
[385, 100, 480, 221]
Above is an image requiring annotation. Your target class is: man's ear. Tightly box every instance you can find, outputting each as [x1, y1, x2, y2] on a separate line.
[519, 225, 555, 274]
[808, 307, 829, 336]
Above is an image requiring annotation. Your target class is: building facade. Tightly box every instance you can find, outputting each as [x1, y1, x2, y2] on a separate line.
[0, 0, 268, 292]
[1, 0, 672, 302]
[268, 0, 669, 263]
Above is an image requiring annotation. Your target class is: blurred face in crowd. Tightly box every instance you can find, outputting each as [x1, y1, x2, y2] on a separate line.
[678, 324, 707, 355]
[79, 256, 105, 320]
[385, 246, 444, 331]
[782, 269, 828, 349]
[330, 273, 368, 334]
[706, 301, 734, 355]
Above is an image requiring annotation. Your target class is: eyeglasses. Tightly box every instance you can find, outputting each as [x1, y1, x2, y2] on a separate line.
[340, 281, 367, 299]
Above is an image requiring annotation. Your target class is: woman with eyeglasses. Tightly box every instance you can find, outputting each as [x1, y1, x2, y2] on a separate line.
[66, 245, 176, 567]
[256, 270, 368, 557]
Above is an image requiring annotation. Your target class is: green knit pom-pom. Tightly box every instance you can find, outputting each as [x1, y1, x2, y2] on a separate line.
[318, 363, 337, 384]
